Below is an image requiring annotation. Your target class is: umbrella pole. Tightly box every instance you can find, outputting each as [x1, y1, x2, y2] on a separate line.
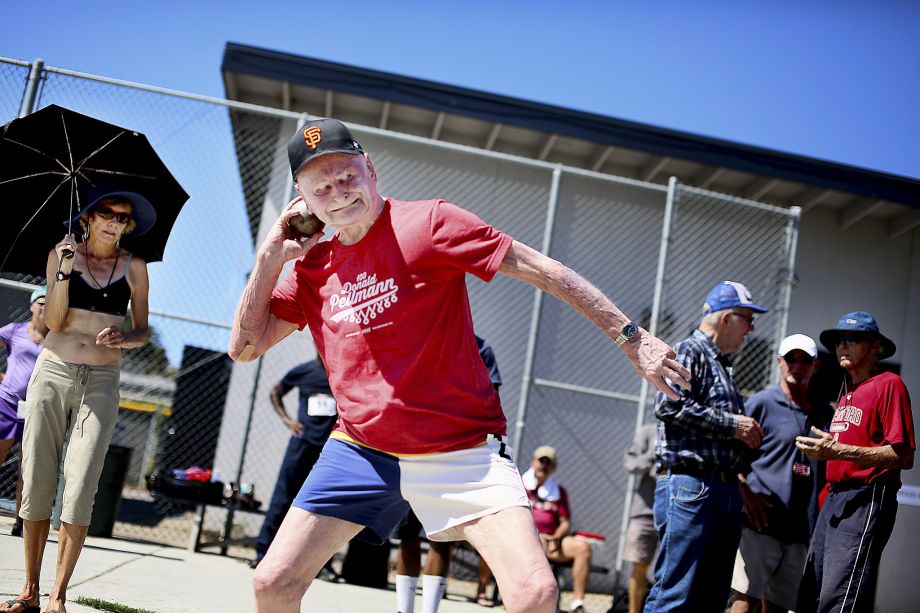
[18, 58, 45, 118]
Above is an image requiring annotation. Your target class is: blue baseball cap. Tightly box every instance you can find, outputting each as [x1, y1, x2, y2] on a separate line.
[703, 281, 768, 315]
[29, 285, 46, 304]
[819, 311, 896, 360]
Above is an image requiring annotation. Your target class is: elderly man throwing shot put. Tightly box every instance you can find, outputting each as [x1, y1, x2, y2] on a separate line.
[229, 118, 690, 613]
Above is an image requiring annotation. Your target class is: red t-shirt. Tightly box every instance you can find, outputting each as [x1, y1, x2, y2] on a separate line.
[827, 371, 915, 484]
[270, 198, 513, 455]
[528, 486, 571, 535]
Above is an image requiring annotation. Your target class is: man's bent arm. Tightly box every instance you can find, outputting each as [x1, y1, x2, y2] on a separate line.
[498, 240, 690, 399]
[830, 441, 913, 469]
[796, 427, 915, 470]
[229, 252, 299, 362]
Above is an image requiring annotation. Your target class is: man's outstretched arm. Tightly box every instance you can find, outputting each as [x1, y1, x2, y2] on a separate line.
[498, 240, 690, 400]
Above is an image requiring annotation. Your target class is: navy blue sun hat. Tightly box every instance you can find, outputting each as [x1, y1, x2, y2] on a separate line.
[819, 311, 896, 360]
[703, 281, 768, 314]
[64, 186, 157, 238]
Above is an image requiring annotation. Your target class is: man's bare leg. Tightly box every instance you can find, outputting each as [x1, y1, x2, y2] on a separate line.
[455, 506, 557, 613]
[424, 542, 451, 577]
[730, 592, 790, 613]
[729, 591, 753, 613]
[0, 519, 50, 613]
[397, 538, 423, 576]
[476, 557, 495, 604]
[396, 539, 421, 613]
[628, 562, 649, 613]
[253, 508, 362, 613]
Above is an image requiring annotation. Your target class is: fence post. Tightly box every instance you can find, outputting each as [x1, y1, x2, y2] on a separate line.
[220, 356, 263, 553]
[19, 58, 44, 117]
[768, 206, 802, 384]
[139, 404, 164, 487]
[614, 176, 678, 576]
[511, 165, 562, 458]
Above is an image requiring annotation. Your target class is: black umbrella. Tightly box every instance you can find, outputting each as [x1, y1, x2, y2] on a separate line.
[0, 104, 189, 275]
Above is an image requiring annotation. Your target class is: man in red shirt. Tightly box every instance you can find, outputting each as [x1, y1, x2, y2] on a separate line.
[229, 118, 690, 613]
[795, 311, 915, 613]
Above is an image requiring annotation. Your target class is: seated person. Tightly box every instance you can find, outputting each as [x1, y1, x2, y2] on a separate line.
[523, 445, 592, 613]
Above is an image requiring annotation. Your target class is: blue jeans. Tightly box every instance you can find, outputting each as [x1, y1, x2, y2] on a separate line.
[644, 472, 742, 612]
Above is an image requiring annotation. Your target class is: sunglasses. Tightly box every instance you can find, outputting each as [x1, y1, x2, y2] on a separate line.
[783, 354, 814, 364]
[729, 311, 755, 325]
[34, 300, 46, 307]
[95, 206, 132, 224]
[836, 333, 870, 345]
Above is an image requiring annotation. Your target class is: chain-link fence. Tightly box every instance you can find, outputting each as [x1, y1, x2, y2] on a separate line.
[0, 56, 799, 610]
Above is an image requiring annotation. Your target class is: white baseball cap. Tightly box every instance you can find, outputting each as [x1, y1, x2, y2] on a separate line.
[778, 334, 817, 358]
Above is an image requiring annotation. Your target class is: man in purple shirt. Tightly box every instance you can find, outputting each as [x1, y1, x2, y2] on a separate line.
[0, 286, 47, 537]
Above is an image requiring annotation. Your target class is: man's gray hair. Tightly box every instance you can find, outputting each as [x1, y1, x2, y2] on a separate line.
[702, 311, 723, 327]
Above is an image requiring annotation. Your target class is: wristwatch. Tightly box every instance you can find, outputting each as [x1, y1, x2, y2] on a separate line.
[615, 321, 639, 347]
[55, 271, 72, 281]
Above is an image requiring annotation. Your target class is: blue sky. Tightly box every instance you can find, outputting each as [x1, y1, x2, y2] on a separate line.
[5, 0, 919, 179]
[3, 0, 919, 365]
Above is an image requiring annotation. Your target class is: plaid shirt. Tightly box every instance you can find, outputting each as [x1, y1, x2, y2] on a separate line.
[655, 329, 748, 473]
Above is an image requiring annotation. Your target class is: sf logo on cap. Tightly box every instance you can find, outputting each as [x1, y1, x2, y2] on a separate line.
[303, 126, 323, 150]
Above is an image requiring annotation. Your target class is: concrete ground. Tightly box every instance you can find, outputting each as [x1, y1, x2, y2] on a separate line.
[0, 519, 495, 613]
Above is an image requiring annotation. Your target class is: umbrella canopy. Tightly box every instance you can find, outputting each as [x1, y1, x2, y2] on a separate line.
[0, 104, 189, 276]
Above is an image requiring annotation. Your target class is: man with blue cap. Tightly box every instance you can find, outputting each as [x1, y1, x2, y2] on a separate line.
[645, 281, 767, 613]
[796, 311, 915, 613]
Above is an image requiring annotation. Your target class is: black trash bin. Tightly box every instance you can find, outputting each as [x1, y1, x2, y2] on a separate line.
[88, 445, 133, 537]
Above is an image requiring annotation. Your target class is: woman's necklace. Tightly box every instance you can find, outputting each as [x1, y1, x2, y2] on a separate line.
[83, 249, 119, 298]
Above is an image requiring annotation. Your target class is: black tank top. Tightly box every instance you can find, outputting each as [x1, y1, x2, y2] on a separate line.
[68, 257, 132, 317]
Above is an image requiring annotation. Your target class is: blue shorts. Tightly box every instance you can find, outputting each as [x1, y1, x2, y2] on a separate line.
[293, 435, 528, 543]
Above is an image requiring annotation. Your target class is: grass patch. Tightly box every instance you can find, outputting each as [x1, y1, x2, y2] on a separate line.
[73, 596, 158, 613]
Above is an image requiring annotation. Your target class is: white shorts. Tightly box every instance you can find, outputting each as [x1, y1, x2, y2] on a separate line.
[294, 434, 529, 542]
[731, 526, 807, 611]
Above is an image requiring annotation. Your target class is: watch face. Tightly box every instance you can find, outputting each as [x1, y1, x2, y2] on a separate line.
[623, 322, 638, 338]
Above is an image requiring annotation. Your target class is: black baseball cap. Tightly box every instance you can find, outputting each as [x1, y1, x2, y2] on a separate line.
[287, 118, 364, 178]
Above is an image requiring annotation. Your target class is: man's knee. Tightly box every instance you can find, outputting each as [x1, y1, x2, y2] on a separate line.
[253, 563, 311, 605]
[631, 562, 649, 580]
[503, 564, 558, 611]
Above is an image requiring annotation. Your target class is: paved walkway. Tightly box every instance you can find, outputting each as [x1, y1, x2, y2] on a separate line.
[0, 520, 492, 613]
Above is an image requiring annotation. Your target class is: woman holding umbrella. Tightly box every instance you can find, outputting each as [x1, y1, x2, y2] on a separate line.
[2, 189, 153, 613]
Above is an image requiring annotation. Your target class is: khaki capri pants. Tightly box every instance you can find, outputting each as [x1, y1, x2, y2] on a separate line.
[20, 354, 120, 526]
